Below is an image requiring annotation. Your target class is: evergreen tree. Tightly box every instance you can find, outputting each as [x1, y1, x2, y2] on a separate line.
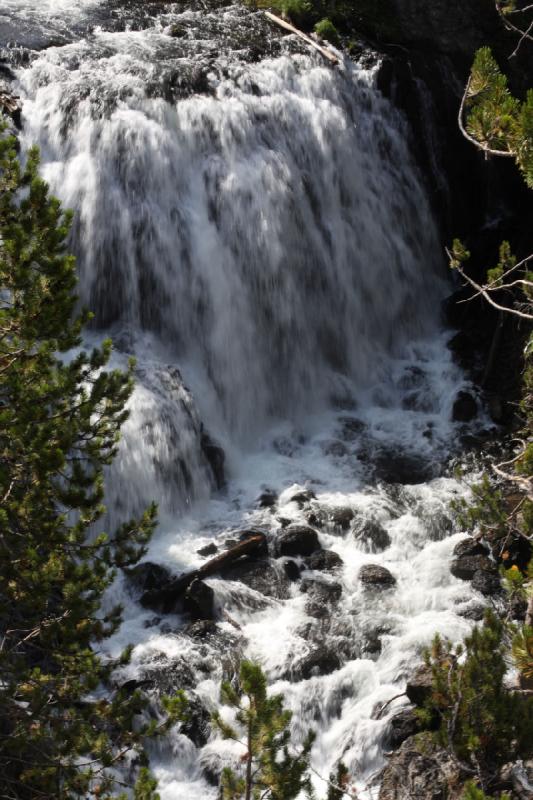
[212, 660, 315, 800]
[420, 612, 533, 786]
[0, 125, 180, 796]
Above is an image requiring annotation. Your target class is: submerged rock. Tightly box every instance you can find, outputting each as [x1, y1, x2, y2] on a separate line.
[222, 558, 290, 599]
[125, 561, 173, 594]
[301, 577, 342, 617]
[256, 489, 277, 508]
[275, 525, 321, 557]
[290, 646, 341, 680]
[328, 506, 355, 530]
[305, 549, 343, 572]
[359, 564, 396, 588]
[288, 489, 317, 507]
[373, 450, 435, 485]
[353, 518, 392, 552]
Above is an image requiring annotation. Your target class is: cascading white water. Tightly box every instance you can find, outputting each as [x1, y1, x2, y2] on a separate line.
[6, 3, 486, 797]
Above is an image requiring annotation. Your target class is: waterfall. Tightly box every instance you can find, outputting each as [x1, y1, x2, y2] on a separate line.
[7, 3, 482, 797]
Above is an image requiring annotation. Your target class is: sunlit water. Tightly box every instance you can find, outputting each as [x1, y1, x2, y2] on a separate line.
[4, 3, 486, 796]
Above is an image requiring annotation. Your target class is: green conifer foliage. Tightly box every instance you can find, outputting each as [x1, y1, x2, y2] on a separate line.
[461, 782, 511, 800]
[464, 47, 533, 188]
[421, 612, 533, 784]
[212, 660, 315, 800]
[0, 125, 173, 797]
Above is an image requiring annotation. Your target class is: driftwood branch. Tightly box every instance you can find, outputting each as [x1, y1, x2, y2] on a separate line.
[140, 533, 267, 612]
[263, 11, 339, 65]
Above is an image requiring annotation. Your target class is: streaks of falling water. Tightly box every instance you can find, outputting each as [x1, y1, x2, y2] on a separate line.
[9, 6, 484, 797]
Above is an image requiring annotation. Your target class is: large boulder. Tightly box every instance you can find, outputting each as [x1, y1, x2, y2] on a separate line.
[328, 506, 355, 530]
[275, 525, 321, 557]
[384, 708, 422, 750]
[450, 554, 495, 580]
[359, 564, 396, 588]
[378, 736, 464, 800]
[406, 664, 433, 706]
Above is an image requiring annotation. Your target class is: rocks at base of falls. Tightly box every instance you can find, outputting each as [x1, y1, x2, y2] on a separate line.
[353, 518, 392, 553]
[452, 536, 489, 559]
[274, 525, 321, 557]
[304, 549, 343, 572]
[450, 553, 495, 581]
[452, 391, 478, 423]
[183, 578, 215, 620]
[125, 561, 173, 593]
[197, 542, 218, 557]
[222, 558, 290, 600]
[372, 450, 437, 485]
[200, 429, 226, 490]
[405, 664, 434, 707]
[286, 646, 342, 681]
[378, 735, 465, 800]
[384, 708, 423, 750]
[256, 489, 277, 509]
[359, 564, 397, 589]
[301, 577, 342, 618]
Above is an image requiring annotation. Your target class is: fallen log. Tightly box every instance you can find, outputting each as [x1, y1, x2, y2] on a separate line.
[264, 11, 339, 65]
[140, 532, 268, 613]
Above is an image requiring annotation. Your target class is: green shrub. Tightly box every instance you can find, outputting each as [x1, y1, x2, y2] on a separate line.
[314, 18, 340, 44]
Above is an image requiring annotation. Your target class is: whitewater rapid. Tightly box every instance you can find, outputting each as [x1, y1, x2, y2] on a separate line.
[3, 2, 488, 796]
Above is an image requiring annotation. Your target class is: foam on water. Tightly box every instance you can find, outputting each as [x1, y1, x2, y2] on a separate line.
[8, 8, 487, 796]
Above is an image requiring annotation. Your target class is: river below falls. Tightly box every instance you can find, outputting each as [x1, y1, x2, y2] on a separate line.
[1, 1, 496, 796]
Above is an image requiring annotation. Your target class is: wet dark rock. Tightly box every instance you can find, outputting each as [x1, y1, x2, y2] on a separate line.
[288, 489, 317, 507]
[125, 561, 173, 594]
[374, 450, 435, 485]
[276, 525, 321, 557]
[224, 538, 238, 549]
[197, 543, 218, 557]
[472, 569, 502, 596]
[222, 559, 290, 600]
[256, 489, 277, 509]
[184, 578, 215, 620]
[180, 693, 211, 748]
[140, 653, 196, 693]
[328, 506, 355, 530]
[450, 554, 495, 580]
[290, 646, 341, 680]
[306, 507, 327, 529]
[378, 736, 463, 800]
[406, 664, 433, 706]
[305, 549, 343, 572]
[452, 391, 477, 422]
[385, 708, 422, 749]
[353, 518, 391, 552]
[339, 416, 366, 440]
[200, 429, 225, 489]
[182, 620, 219, 639]
[283, 559, 301, 581]
[458, 603, 487, 621]
[359, 564, 396, 588]
[498, 530, 532, 572]
[276, 517, 292, 528]
[452, 537, 489, 558]
[303, 578, 343, 603]
[322, 439, 348, 457]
